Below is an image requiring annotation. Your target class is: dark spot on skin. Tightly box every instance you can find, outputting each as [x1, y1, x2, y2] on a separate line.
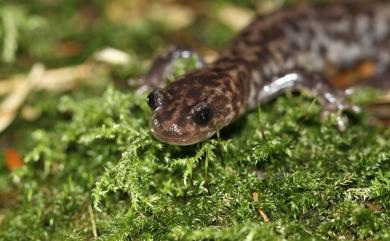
[231, 94, 240, 115]
[255, 48, 271, 63]
[161, 129, 174, 137]
[285, 19, 301, 32]
[243, 34, 261, 46]
[175, 113, 187, 127]
[262, 26, 284, 43]
[289, 40, 301, 52]
[319, 44, 328, 57]
[162, 107, 176, 121]
[223, 79, 233, 92]
[240, 30, 251, 39]
[307, 27, 316, 38]
[187, 88, 201, 99]
[238, 71, 249, 102]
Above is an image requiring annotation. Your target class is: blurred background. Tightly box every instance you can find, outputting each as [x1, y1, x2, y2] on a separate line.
[0, 0, 296, 72]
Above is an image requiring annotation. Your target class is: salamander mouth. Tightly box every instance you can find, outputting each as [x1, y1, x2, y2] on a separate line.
[149, 117, 215, 145]
[149, 113, 216, 145]
[150, 127, 213, 146]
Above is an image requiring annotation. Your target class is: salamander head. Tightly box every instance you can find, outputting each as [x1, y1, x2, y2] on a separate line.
[147, 78, 235, 145]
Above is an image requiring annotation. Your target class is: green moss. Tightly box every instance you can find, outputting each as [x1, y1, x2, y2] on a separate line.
[1, 0, 389, 240]
[0, 85, 388, 240]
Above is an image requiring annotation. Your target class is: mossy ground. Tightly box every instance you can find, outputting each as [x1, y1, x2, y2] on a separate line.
[0, 0, 389, 240]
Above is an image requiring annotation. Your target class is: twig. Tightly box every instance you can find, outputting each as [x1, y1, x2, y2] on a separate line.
[257, 207, 270, 223]
[0, 63, 108, 134]
[88, 203, 98, 238]
[0, 61, 109, 96]
[0, 47, 127, 133]
[0, 78, 23, 96]
[0, 63, 44, 133]
[252, 192, 269, 223]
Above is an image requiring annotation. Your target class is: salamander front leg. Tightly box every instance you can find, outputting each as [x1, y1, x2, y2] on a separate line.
[132, 46, 205, 93]
[259, 70, 361, 131]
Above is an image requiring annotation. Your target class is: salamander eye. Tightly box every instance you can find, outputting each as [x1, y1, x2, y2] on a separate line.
[192, 103, 213, 125]
[147, 88, 165, 111]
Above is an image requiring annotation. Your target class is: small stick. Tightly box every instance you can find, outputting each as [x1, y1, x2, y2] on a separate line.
[252, 192, 269, 223]
[0, 63, 109, 134]
[0, 64, 44, 133]
[88, 204, 97, 238]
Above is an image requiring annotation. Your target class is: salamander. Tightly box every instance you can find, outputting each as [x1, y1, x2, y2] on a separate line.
[139, 1, 390, 145]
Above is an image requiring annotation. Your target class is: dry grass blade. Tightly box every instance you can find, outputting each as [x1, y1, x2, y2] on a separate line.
[0, 63, 44, 133]
[374, 91, 390, 104]
[33, 64, 104, 91]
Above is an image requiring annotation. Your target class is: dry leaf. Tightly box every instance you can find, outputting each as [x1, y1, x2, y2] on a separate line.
[105, 0, 147, 24]
[5, 148, 24, 171]
[93, 47, 132, 65]
[257, 0, 285, 15]
[366, 202, 382, 212]
[200, 47, 219, 63]
[218, 5, 255, 31]
[147, 3, 195, 30]
[21, 105, 39, 121]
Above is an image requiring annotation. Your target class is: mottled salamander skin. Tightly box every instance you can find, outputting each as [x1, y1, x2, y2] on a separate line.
[144, 1, 390, 145]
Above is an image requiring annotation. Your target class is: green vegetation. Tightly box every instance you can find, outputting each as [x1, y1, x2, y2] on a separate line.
[0, 0, 389, 240]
